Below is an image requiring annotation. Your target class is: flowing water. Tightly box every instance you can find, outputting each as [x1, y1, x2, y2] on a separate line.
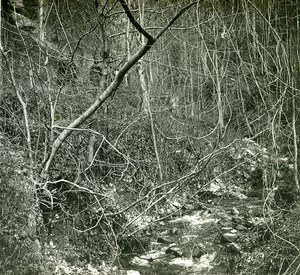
[121, 196, 264, 275]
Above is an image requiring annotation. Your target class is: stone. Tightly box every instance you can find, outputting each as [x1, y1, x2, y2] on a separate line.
[165, 246, 182, 257]
[222, 232, 239, 242]
[236, 224, 248, 231]
[127, 271, 141, 275]
[157, 236, 172, 244]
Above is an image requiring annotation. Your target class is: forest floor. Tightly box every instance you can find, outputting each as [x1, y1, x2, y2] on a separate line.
[48, 180, 277, 275]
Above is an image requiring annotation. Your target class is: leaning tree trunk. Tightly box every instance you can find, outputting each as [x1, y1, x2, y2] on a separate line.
[41, 0, 201, 179]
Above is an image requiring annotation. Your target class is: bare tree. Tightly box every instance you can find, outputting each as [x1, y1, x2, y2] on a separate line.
[41, 0, 200, 178]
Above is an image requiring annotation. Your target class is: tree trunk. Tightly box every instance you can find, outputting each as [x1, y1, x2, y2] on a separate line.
[88, 14, 110, 165]
[137, 0, 163, 183]
[292, 93, 299, 190]
[0, 0, 3, 99]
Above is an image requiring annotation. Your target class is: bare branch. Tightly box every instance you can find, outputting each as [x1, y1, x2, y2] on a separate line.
[118, 0, 154, 41]
[155, 1, 201, 40]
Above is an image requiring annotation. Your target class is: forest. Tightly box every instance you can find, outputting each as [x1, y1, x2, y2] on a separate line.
[0, 0, 300, 274]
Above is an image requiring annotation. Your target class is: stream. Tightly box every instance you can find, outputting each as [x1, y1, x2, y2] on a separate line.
[121, 195, 265, 275]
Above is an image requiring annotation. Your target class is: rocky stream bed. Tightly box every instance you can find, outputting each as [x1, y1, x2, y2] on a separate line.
[121, 194, 266, 275]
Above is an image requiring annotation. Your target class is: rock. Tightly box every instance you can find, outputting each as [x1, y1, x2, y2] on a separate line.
[236, 224, 248, 231]
[219, 220, 232, 227]
[221, 226, 233, 231]
[182, 245, 193, 259]
[232, 216, 244, 224]
[243, 219, 254, 228]
[165, 246, 182, 257]
[222, 232, 239, 242]
[157, 236, 172, 244]
[87, 263, 100, 275]
[127, 271, 141, 275]
[169, 257, 193, 267]
[192, 245, 205, 259]
[157, 237, 165, 243]
[130, 257, 150, 267]
[226, 243, 241, 255]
